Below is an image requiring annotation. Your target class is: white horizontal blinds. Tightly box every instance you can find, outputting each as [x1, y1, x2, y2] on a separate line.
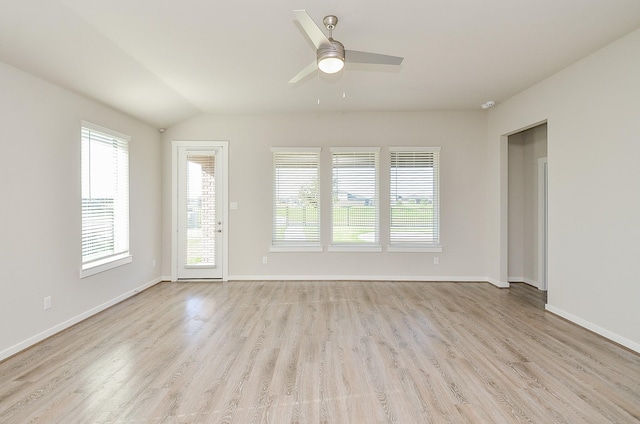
[81, 124, 129, 268]
[331, 148, 379, 245]
[185, 153, 217, 266]
[272, 149, 321, 245]
[390, 148, 440, 246]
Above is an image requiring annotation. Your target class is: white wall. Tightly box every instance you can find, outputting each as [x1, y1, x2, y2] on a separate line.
[487, 29, 640, 352]
[0, 61, 163, 360]
[161, 111, 489, 281]
[508, 138, 525, 280]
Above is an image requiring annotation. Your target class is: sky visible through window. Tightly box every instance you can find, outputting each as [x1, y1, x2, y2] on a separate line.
[83, 140, 117, 199]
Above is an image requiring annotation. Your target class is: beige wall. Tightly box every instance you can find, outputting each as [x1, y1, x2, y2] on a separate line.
[487, 29, 640, 351]
[161, 111, 489, 281]
[0, 61, 163, 360]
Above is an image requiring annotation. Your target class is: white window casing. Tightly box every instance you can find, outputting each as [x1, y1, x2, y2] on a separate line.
[388, 147, 441, 252]
[80, 121, 132, 277]
[272, 148, 322, 251]
[330, 147, 381, 251]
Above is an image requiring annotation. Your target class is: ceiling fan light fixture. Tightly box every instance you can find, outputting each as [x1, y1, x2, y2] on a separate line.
[317, 40, 345, 74]
[318, 57, 344, 73]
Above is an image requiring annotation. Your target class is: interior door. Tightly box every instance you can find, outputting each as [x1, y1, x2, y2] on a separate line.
[177, 147, 223, 279]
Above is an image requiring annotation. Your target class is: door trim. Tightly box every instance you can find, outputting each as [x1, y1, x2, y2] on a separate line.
[537, 157, 548, 291]
[171, 140, 229, 281]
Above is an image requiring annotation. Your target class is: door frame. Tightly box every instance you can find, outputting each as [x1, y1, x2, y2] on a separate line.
[500, 119, 547, 288]
[171, 140, 229, 281]
[537, 157, 548, 291]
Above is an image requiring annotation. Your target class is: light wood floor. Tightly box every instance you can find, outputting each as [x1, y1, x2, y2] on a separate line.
[1, 281, 639, 423]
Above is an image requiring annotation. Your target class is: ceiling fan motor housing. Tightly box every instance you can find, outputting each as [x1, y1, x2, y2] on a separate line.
[317, 39, 345, 63]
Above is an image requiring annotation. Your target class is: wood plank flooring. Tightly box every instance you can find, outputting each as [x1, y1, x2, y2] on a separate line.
[1, 281, 639, 423]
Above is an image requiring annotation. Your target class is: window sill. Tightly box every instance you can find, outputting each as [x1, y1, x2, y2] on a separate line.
[80, 254, 132, 278]
[270, 245, 324, 253]
[328, 245, 383, 253]
[387, 245, 443, 253]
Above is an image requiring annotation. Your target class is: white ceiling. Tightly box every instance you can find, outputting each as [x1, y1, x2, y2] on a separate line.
[1, 1, 639, 128]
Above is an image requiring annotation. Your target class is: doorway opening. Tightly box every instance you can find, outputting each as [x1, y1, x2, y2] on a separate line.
[507, 123, 548, 291]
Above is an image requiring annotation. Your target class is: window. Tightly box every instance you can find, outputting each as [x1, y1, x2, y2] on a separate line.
[331, 147, 380, 250]
[272, 148, 321, 250]
[81, 122, 131, 276]
[389, 147, 441, 251]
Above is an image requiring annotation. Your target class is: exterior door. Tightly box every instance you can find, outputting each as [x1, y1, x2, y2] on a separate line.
[177, 146, 223, 279]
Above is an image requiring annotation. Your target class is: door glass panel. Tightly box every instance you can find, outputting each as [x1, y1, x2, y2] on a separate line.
[185, 154, 217, 267]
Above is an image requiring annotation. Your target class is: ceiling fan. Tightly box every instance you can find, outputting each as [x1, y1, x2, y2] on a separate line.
[289, 10, 404, 83]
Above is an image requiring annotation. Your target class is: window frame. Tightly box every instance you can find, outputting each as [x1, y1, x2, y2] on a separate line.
[388, 146, 442, 252]
[329, 147, 382, 252]
[271, 147, 323, 252]
[80, 121, 132, 278]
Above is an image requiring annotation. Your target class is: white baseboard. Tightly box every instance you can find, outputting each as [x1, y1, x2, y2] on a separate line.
[228, 274, 493, 283]
[486, 277, 510, 288]
[0, 277, 163, 362]
[508, 276, 541, 289]
[545, 304, 640, 354]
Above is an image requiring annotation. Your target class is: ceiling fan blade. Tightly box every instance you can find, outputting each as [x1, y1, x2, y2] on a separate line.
[293, 10, 331, 49]
[347, 50, 404, 65]
[289, 60, 318, 84]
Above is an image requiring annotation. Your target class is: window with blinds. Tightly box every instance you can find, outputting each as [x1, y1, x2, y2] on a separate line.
[272, 148, 321, 248]
[81, 122, 130, 274]
[389, 147, 440, 247]
[331, 148, 380, 247]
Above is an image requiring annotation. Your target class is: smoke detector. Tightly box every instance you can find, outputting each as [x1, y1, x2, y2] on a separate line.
[481, 101, 496, 110]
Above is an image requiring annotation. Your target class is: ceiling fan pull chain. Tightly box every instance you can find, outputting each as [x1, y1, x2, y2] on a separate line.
[341, 66, 346, 100]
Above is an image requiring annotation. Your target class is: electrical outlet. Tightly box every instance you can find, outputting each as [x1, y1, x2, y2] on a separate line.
[262, 256, 268, 264]
[152, 259, 156, 267]
[44, 296, 52, 310]
[434, 257, 440, 265]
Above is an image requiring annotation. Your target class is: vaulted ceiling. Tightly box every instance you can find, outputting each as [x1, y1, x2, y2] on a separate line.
[2, 0, 639, 128]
